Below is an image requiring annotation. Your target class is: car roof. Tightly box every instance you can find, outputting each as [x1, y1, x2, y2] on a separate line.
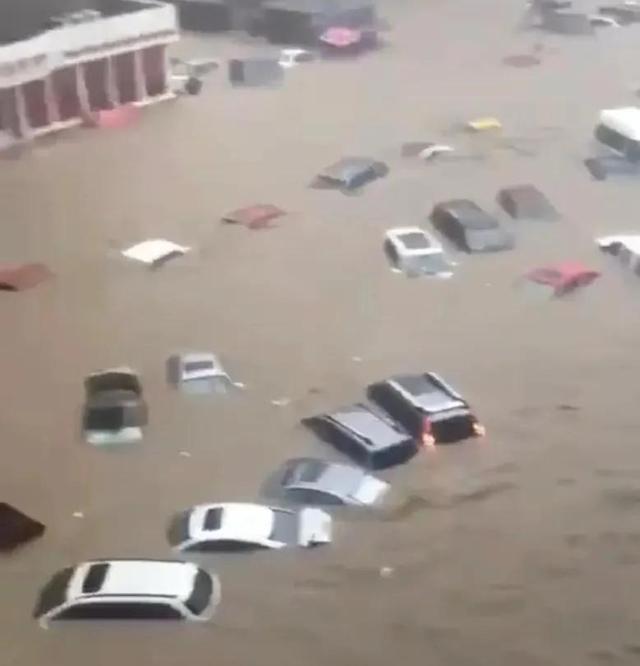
[329, 404, 408, 451]
[386, 227, 442, 252]
[599, 107, 640, 141]
[282, 458, 366, 496]
[386, 373, 466, 411]
[434, 199, 498, 229]
[321, 157, 379, 181]
[68, 560, 198, 601]
[188, 503, 280, 542]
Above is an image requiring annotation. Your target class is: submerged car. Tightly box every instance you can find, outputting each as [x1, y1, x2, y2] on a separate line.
[430, 199, 513, 253]
[34, 559, 220, 624]
[169, 503, 332, 552]
[523, 262, 600, 297]
[597, 235, 640, 276]
[383, 227, 453, 277]
[497, 184, 558, 222]
[313, 157, 389, 191]
[167, 353, 235, 394]
[595, 107, 640, 163]
[367, 372, 483, 445]
[274, 457, 390, 506]
[302, 403, 417, 470]
[83, 367, 148, 445]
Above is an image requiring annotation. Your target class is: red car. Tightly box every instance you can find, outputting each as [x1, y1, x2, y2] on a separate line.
[524, 262, 600, 297]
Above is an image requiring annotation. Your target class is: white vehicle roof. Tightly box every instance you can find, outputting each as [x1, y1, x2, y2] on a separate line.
[188, 503, 278, 543]
[385, 227, 442, 256]
[599, 108, 640, 141]
[179, 353, 228, 379]
[597, 234, 640, 254]
[68, 560, 198, 601]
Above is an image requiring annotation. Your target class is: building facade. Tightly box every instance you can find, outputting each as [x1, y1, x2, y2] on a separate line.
[0, 0, 179, 143]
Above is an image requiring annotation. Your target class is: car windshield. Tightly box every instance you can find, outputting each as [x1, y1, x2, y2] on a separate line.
[399, 232, 430, 250]
[185, 569, 212, 616]
[268, 510, 299, 544]
[298, 460, 326, 483]
[185, 361, 214, 374]
[85, 405, 126, 431]
[168, 512, 191, 546]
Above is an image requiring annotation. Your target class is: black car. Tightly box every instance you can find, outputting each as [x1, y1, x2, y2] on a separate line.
[302, 403, 417, 470]
[83, 367, 148, 444]
[430, 199, 513, 253]
[313, 157, 389, 192]
[367, 373, 483, 444]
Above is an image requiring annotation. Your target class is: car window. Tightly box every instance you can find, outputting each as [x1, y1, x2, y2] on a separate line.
[287, 488, 343, 506]
[185, 569, 213, 616]
[268, 510, 299, 544]
[203, 508, 223, 530]
[466, 228, 508, 251]
[82, 563, 109, 594]
[56, 601, 182, 620]
[185, 539, 259, 552]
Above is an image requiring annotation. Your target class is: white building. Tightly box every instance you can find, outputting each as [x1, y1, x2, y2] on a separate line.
[0, 0, 179, 143]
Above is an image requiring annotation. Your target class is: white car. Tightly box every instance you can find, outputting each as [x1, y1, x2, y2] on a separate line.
[597, 234, 640, 275]
[169, 503, 332, 552]
[34, 560, 220, 624]
[384, 227, 453, 277]
[167, 352, 235, 394]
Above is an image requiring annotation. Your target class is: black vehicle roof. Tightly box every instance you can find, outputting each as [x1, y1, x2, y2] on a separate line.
[329, 404, 408, 451]
[434, 199, 499, 230]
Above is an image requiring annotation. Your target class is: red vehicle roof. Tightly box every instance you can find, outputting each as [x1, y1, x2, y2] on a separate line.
[525, 262, 600, 295]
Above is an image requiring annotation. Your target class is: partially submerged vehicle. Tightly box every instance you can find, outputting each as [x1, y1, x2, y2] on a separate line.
[598, 4, 640, 24]
[167, 353, 235, 395]
[595, 107, 640, 163]
[313, 157, 389, 192]
[121, 239, 190, 267]
[302, 403, 417, 470]
[367, 373, 484, 445]
[273, 457, 390, 506]
[169, 503, 332, 552]
[83, 367, 148, 445]
[430, 199, 514, 253]
[383, 227, 453, 277]
[497, 184, 558, 222]
[221, 204, 286, 229]
[0, 263, 52, 291]
[523, 263, 600, 297]
[597, 235, 640, 275]
[228, 58, 284, 87]
[34, 560, 220, 624]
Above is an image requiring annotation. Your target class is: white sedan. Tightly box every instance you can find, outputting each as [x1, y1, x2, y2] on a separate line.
[168, 503, 332, 552]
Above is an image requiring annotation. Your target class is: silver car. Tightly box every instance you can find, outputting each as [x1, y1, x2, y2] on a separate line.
[275, 457, 390, 507]
[167, 353, 235, 395]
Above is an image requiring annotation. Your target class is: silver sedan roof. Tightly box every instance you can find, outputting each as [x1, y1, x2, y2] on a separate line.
[279, 457, 389, 505]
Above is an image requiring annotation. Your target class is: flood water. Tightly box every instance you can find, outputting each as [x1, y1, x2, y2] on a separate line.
[2, 1, 640, 664]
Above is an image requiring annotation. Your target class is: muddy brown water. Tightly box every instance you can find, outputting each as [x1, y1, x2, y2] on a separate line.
[2, 1, 640, 664]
